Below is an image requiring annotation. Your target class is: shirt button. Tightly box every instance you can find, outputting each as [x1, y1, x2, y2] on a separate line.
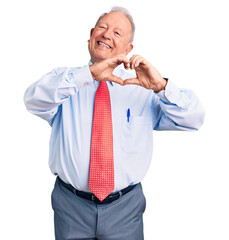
[83, 83, 88, 87]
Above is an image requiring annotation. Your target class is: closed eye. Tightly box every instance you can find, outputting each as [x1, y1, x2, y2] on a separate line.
[98, 25, 107, 29]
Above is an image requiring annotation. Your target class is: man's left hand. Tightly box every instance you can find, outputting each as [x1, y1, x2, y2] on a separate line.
[123, 55, 167, 92]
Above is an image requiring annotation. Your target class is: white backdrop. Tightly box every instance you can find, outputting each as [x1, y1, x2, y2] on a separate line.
[1, 0, 228, 239]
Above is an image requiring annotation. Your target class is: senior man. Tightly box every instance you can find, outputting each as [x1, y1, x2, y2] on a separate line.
[24, 6, 205, 240]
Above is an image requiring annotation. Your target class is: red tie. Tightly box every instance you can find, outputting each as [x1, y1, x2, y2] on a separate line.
[89, 81, 114, 202]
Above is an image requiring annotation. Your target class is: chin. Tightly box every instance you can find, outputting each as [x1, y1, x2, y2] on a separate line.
[91, 54, 111, 63]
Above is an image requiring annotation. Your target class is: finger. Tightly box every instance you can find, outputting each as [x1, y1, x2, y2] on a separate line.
[129, 54, 138, 69]
[129, 54, 140, 62]
[120, 59, 130, 70]
[109, 74, 124, 85]
[129, 55, 142, 69]
[112, 54, 130, 70]
[113, 54, 130, 66]
[124, 61, 130, 70]
[134, 56, 145, 68]
[129, 54, 150, 69]
[123, 78, 140, 86]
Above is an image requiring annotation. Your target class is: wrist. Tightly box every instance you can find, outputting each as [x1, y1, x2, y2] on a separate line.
[154, 78, 168, 93]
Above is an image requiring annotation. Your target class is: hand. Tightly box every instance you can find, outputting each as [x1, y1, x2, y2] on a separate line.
[123, 55, 167, 92]
[89, 55, 130, 85]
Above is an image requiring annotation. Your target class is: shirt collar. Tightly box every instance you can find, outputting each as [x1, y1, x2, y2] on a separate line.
[88, 60, 122, 87]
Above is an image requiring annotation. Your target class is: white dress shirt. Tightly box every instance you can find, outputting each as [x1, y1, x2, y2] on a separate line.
[24, 63, 205, 192]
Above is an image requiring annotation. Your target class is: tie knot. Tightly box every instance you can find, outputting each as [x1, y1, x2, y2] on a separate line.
[99, 81, 107, 86]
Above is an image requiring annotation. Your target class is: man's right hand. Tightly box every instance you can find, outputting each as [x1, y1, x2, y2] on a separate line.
[89, 55, 130, 85]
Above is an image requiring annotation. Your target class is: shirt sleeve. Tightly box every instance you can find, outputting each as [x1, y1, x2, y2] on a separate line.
[24, 66, 94, 123]
[152, 80, 205, 130]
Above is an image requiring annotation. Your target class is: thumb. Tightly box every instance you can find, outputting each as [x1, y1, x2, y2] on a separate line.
[123, 78, 140, 86]
[109, 74, 124, 85]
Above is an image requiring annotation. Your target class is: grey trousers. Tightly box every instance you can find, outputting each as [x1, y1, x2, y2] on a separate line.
[51, 177, 146, 240]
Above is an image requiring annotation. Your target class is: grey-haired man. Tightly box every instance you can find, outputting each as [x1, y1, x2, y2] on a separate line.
[24, 7, 205, 240]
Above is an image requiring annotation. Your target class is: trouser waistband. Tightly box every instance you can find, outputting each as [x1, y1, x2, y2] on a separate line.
[57, 176, 138, 204]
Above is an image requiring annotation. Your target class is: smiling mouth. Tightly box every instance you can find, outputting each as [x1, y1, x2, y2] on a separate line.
[97, 41, 111, 49]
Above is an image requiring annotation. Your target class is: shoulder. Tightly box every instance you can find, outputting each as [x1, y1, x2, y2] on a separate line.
[46, 66, 85, 76]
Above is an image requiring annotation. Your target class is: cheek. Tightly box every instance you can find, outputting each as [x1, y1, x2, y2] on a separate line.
[88, 39, 95, 50]
[114, 39, 129, 52]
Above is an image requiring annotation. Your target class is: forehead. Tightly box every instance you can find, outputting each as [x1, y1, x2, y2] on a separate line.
[98, 12, 132, 31]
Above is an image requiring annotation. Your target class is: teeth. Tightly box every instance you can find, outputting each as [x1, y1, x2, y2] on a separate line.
[98, 41, 111, 48]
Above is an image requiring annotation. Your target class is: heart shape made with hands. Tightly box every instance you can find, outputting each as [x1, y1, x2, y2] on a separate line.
[115, 55, 166, 91]
[90, 54, 167, 92]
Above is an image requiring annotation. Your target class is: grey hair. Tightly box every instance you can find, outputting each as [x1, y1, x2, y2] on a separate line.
[94, 6, 135, 42]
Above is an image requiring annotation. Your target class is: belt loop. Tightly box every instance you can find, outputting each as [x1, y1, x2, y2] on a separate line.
[118, 190, 122, 198]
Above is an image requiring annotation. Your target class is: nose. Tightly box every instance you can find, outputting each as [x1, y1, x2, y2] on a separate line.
[103, 29, 112, 40]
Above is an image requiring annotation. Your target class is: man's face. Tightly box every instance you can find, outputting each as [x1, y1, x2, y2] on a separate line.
[88, 12, 133, 63]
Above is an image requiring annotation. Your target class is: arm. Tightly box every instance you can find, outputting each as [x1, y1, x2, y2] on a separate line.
[123, 54, 205, 130]
[24, 54, 129, 124]
[24, 66, 94, 123]
[152, 80, 205, 131]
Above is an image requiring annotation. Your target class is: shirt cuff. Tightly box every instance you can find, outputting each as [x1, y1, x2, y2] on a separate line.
[155, 80, 186, 107]
[71, 65, 94, 90]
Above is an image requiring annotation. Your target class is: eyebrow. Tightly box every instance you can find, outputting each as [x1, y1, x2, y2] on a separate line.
[98, 20, 107, 25]
[98, 20, 124, 33]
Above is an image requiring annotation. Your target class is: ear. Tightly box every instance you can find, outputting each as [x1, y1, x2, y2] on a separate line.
[125, 43, 134, 55]
[88, 28, 95, 43]
[90, 28, 95, 37]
